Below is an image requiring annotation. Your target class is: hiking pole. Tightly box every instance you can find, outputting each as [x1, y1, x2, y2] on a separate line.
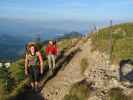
[108, 20, 113, 74]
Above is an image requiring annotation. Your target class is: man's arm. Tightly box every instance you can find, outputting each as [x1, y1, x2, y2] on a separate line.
[25, 54, 28, 75]
[37, 52, 44, 74]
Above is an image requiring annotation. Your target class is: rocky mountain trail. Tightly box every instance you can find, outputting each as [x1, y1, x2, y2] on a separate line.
[13, 37, 133, 100]
[41, 38, 88, 100]
[40, 37, 132, 100]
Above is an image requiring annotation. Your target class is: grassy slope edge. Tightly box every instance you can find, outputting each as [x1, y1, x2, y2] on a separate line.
[91, 23, 133, 64]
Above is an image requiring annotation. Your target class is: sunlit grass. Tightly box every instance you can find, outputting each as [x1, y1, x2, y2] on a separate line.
[91, 23, 133, 64]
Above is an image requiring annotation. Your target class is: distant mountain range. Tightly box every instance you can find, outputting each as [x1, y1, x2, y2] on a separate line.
[0, 17, 124, 61]
[56, 31, 82, 40]
[0, 31, 82, 62]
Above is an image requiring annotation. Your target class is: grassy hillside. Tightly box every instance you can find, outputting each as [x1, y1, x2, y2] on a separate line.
[91, 23, 133, 63]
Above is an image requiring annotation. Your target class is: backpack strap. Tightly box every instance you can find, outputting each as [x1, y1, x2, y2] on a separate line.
[34, 53, 39, 65]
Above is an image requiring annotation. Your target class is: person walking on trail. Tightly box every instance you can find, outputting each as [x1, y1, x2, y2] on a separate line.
[25, 42, 44, 91]
[53, 40, 59, 59]
[46, 41, 58, 73]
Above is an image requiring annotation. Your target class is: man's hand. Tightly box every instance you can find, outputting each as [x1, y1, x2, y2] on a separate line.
[40, 68, 43, 75]
[25, 69, 28, 76]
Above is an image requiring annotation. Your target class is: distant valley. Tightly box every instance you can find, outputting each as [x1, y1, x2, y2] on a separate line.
[0, 34, 30, 61]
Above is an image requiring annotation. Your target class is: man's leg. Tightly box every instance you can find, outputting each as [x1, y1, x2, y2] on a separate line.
[29, 67, 35, 89]
[47, 55, 52, 70]
[48, 55, 53, 74]
[51, 55, 56, 70]
[34, 67, 40, 91]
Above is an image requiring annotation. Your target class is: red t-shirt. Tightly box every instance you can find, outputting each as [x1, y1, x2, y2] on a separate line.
[53, 45, 58, 55]
[46, 44, 57, 55]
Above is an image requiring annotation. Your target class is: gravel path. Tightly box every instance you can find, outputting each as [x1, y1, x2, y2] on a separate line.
[41, 39, 91, 100]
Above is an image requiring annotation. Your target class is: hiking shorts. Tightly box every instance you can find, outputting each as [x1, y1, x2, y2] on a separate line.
[28, 65, 40, 82]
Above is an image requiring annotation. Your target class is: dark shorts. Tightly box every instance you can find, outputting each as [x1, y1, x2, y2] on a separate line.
[28, 65, 40, 82]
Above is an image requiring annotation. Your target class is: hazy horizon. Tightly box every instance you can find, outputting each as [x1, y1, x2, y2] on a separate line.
[0, 0, 133, 37]
[0, 0, 133, 60]
[0, 17, 129, 38]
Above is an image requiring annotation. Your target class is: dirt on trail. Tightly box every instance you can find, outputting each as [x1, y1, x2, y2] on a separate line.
[41, 38, 92, 100]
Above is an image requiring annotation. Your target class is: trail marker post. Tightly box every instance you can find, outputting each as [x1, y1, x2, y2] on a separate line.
[109, 20, 113, 66]
[107, 20, 113, 73]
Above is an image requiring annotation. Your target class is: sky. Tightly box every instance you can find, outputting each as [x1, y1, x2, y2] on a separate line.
[0, 0, 133, 22]
[0, 0, 133, 59]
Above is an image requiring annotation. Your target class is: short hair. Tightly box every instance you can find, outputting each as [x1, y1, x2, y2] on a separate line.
[53, 40, 57, 45]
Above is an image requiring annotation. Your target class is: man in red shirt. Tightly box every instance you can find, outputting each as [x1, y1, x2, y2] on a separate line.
[46, 41, 58, 73]
[53, 40, 59, 57]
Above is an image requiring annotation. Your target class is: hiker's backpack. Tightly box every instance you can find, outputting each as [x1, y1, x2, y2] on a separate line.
[33, 47, 47, 65]
[40, 47, 47, 60]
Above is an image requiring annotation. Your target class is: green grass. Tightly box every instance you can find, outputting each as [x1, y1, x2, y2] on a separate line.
[63, 81, 91, 100]
[0, 80, 7, 100]
[8, 79, 29, 100]
[80, 58, 89, 74]
[107, 88, 132, 100]
[9, 59, 25, 82]
[91, 23, 133, 64]
[58, 38, 80, 52]
[0, 59, 28, 100]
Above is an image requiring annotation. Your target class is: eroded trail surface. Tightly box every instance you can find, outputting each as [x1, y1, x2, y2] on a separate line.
[41, 39, 92, 100]
[15, 38, 133, 100]
[41, 37, 133, 100]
